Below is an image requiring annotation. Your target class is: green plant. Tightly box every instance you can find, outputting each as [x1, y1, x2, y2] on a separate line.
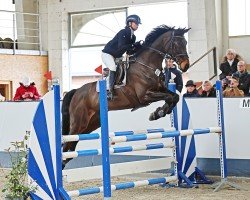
[2, 131, 36, 199]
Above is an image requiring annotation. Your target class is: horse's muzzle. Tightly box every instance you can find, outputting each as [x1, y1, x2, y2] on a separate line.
[182, 63, 189, 72]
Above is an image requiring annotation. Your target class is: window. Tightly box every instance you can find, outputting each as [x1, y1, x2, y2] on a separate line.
[70, 9, 126, 47]
[228, 0, 250, 36]
[0, 0, 40, 51]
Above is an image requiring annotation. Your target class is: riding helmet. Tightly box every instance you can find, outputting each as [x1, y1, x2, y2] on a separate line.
[126, 15, 141, 25]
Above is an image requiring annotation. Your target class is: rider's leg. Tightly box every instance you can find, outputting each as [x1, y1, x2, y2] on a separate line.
[101, 52, 117, 100]
[107, 70, 116, 100]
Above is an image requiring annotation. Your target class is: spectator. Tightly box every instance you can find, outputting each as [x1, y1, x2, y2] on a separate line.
[232, 60, 250, 96]
[183, 80, 200, 97]
[13, 77, 41, 101]
[223, 76, 244, 97]
[200, 81, 216, 97]
[221, 78, 230, 91]
[163, 58, 183, 93]
[219, 49, 241, 80]
[0, 93, 5, 101]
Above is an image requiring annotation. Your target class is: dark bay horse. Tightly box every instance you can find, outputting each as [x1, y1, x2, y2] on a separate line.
[62, 25, 190, 164]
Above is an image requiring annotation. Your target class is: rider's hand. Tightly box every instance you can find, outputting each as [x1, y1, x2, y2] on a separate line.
[133, 40, 144, 48]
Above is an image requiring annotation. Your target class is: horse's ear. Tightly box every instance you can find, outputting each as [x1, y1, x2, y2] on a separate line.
[184, 28, 191, 33]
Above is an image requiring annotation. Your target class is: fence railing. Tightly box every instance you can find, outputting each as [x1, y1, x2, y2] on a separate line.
[0, 10, 41, 54]
[189, 47, 218, 81]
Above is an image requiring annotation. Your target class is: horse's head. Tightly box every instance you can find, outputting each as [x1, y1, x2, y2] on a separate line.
[165, 28, 190, 72]
[144, 25, 190, 72]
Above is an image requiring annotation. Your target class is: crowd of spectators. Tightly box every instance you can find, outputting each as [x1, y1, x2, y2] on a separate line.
[164, 48, 249, 98]
[160, 58, 239, 99]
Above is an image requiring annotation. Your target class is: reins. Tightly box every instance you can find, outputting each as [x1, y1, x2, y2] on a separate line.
[134, 31, 188, 76]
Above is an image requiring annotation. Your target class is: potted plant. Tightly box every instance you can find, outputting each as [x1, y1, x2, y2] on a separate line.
[2, 131, 36, 200]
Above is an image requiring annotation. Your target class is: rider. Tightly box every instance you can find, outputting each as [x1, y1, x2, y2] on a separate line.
[102, 14, 142, 100]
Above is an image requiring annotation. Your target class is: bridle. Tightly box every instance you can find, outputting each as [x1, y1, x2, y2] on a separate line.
[134, 31, 188, 75]
[147, 31, 188, 63]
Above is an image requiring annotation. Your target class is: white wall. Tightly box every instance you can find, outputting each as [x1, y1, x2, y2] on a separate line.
[1, 97, 250, 160]
[229, 36, 250, 63]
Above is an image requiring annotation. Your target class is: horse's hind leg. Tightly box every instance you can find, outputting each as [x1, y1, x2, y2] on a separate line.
[62, 141, 78, 169]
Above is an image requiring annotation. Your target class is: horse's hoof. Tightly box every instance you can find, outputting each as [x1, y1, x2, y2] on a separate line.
[158, 110, 165, 117]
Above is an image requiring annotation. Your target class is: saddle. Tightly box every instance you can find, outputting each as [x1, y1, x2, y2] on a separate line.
[114, 56, 136, 88]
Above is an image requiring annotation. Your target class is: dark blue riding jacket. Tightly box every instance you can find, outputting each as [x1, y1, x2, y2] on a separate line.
[102, 26, 136, 58]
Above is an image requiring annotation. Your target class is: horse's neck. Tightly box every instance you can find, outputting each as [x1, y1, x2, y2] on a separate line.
[137, 49, 163, 69]
[136, 32, 170, 69]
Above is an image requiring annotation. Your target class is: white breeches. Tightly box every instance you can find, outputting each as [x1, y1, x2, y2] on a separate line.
[101, 52, 116, 71]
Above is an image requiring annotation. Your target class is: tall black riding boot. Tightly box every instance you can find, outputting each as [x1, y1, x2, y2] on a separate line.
[107, 70, 116, 100]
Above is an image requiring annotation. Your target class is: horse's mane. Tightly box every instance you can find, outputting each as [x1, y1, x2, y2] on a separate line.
[133, 25, 189, 57]
[144, 25, 189, 46]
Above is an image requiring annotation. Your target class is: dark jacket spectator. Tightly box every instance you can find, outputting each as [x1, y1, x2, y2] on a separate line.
[183, 80, 200, 97]
[219, 49, 241, 80]
[232, 61, 250, 96]
[164, 58, 183, 93]
[200, 81, 216, 97]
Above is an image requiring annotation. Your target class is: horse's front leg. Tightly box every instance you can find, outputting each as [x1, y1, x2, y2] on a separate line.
[144, 90, 179, 121]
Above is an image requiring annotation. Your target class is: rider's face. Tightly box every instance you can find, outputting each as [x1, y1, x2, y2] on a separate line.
[130, 22, 139, 31]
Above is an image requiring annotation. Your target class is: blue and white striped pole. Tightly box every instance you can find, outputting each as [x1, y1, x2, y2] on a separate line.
[66, 176, 177, 197]
[168, 82, 180, 184]
[62, 142, 174, 159]
[99, 80, 111, 199]
[216, 81, 228, 179]
[62, 128, 176, 143]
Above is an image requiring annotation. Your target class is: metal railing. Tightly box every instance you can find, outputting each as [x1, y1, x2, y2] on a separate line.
[0, 10, 41, 54]
[189, 47, 218, 81]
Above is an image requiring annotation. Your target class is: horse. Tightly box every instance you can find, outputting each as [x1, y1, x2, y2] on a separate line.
[62, 25, 190, 166]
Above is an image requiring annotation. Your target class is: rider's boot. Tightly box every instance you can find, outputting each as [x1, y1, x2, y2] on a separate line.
[107, 70, 116, 100]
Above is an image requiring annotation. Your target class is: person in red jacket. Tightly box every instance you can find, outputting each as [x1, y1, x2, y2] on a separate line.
[13, 77, 41, 101]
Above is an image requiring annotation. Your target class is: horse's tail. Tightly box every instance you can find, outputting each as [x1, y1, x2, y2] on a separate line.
[61, 89, 77, 136]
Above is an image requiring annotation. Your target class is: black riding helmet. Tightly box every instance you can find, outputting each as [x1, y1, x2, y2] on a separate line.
[126, 15, 141, 25]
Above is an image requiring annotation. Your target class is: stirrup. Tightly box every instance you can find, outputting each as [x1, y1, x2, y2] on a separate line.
[107, 90, 114, 100]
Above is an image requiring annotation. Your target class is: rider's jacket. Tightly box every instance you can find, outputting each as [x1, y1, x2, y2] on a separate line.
[102, 26, 136, 58]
